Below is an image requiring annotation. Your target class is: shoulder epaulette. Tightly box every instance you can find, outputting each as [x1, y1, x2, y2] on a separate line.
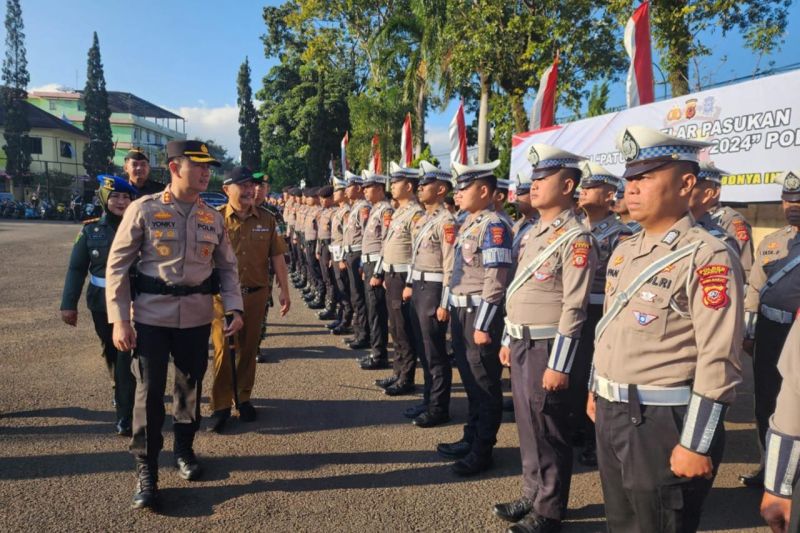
[215, 204, 226, 212]
[83, 217, 100, 225]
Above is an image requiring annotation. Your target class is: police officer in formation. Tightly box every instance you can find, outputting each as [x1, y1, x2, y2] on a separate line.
[61, 175, 138, 436]
[315, 185, 338, 320]
[106, 140, 244, 509]
[741, 170, 800, 489]
[328, 175, 354, 334]
[341, 171, 372, 349]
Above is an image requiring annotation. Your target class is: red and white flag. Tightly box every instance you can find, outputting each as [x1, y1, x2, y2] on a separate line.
[369, 134, 382, 175]
[448, 99, 467, 165]
[624, 1, 655, 107]
[400, 113, 413, 166]
[530, 54, 559, 131]
[340, 132, 349, 174]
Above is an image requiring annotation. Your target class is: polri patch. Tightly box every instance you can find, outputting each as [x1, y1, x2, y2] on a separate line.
[633, 310, 657, 326]
[696, 264, 730, 310]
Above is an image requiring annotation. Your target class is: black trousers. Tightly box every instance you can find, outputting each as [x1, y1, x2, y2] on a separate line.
[450, 305, 503, 456]
[90, 310, 134, 422]
[295, 235, 307, 280]
[596, 397, 723, 533]
[334, 258, 353, 324]
[319, 242, 335, 307]
[569, 303, 603, 440]
[385, 272, 418, 384]
[362, 261, 388, 359]
[305, 239, 324, 294]
[754, 314, 792, 452]
[345, 251, 369, 343]
[411, 279, 450, 413]
[510, 338, 573, 521]
[130, 322, 211, 461]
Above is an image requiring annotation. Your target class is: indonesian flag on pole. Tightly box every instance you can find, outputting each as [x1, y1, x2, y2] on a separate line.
[340, 132, 349, 174]
[530, 54, 559, 131]
[448, 99, 467, 165]
[624, 1, 655, 107]
[400, 113, 413, 166]
[369, 134, 382, 174]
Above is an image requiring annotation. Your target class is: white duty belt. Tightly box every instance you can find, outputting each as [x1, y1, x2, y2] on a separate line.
[89, 275, 106, 288]
[410, 270, 444, 282]
[760, 304, 795, 324]
[448, 294, 482, 308]
[503, 318, 557, 340]
[361, 253, 381, 263]
[592, 375, 692, 406]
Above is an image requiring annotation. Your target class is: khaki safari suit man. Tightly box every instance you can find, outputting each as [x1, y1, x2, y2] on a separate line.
[208, 166, 290, 433]
[106, 140, 244, 510]
[588, 126, 743, 532]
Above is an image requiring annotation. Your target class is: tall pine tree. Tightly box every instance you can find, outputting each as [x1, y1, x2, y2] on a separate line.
[2, 0, 31, 185]
[82, 32, 114, 178]
[237, 57, 261, 170]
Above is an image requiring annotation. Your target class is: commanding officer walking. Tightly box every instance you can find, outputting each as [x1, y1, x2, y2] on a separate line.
[61, 175, 138, 436]
[315, 185, 338, 320]
[588, 126, 743, 531]
[436, 160, 512, 477]
[359, 171, 394, 370]
[759, 316, 800, 532]
[123, 147, 164, 196]
[208, 167, 289, 433]
[374, 162, 424, 394]
[401, 161, 456, 426]
[329, 175, 354, 334]
[493, 146, 598, 532]
[106, 140, 244, 510]
[741, 170, 800, 488]
[341, 171, 370, 349]
[571, 161, 631, 467]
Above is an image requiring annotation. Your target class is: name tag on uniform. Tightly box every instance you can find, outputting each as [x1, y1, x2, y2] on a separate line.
[252, 225, 271, 233]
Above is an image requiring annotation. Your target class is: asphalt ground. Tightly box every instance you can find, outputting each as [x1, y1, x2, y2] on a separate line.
[0, 220, 769, 532]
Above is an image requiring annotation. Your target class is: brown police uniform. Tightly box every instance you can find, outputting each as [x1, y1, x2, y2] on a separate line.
[331, 200, 353, 325]
[343, 197, 371, 344]
[593, 214, 744, 531]
[744, 225, 800, 455]
[503, 209, 598, 521]
[362, 198, 393, 362]
[106, 185, 243, 463]
[210, 203, 286, 413]
[408, 204, 456, 414]
[316, 203, 336, 311]
[709, 205, 754, 280]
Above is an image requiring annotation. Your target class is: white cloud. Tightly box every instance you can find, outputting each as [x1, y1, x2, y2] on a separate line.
[172, 105, 240, 159]
[30, 83, 71, 92]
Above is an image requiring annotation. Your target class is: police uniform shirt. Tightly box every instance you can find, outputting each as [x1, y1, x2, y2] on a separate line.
[409, 205, 457, 286]
[595, 214, 743, 404]
[505, 210, 598, 367]
[710, 205, 754, 278]
[61, 216, 116, 313]
[317, 206, 334, 240]
[512, 215, 538, 263]
[362, 200, 393, 255]
[744, 226, 800, 325]
[106, 187, 243, 329]
[696, 212, 741, 262]
[376, 201, 424, 273]
[446, 208, 513, 331]
[330, 203, 350, 260]
[343, 199, 371, 249]
[589, 214, 633, 297]
[219, 203, 287, 288]
[304, 205, 320, 240]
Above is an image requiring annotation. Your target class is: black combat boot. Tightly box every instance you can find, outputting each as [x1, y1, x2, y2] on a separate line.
[174, 427, 203, 481]
[131, 459, 158, 510]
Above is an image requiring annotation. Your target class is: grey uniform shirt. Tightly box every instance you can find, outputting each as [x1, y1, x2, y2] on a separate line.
[589, 214, 633, 298]
[362, 200, 393, 256]
[376, 201, 424, 274]
[343, 199, 370, 250]
[408, 205, 457, 287]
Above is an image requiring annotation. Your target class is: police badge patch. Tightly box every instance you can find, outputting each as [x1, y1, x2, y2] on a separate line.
[621, 130, 640, 161]
[527, 146, 540, 167]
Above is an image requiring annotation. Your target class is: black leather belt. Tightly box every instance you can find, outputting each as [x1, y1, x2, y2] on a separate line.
[135, 273, 218, 296]
[241, 286, 265, 295]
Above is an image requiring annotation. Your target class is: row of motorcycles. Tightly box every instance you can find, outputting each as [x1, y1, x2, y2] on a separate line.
[0, 195, 101, 221]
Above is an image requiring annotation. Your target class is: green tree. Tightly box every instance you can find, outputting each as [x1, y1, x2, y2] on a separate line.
[608, 0, 791, 96]
[82, 32, 114, 179]
[237, 57, 262, 170]
[587, 81, 610, 117]
[1, 0, 31, 186]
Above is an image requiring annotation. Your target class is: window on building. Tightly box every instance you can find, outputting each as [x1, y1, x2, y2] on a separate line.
[49, 101, 56, 111]
[60, 141, 74, 159]
[155, 134, 161, 146]
[24, 137, 43, 155]
[146, 131, 151, 143]
[77, 101, 85, 112]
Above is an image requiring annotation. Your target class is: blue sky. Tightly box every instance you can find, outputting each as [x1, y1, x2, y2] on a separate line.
[8, 0, 800, 161]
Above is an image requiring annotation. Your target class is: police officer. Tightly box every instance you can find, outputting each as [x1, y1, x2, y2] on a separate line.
[570, 161, 632, 468]
[329, 175, 354, 334]
[360, 171, 394, 370]
[511, 173, 539, 263]
[123, 147, 165, 195]
[399, 160, 457, 426]
[493, 146, 598, 532]
[303, 188, 325, 309]
[588, 126, 743, 531]
[494, 178, 514, 226]
[436, 160, 512, 477]
[341, 171, 371, 349]
[741, 170, 800, 488]
[372, 162, 424, 393]
[106, 140, 244, 510]
[294, 189, 310, 291]
[61, 175, 138, 436]
[688, 162, 747, 269]
[759, 315, 800, 532]
[207, 166, 290, 433]
[611, 180, 641, 234]
[315, 185, 338, 320]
